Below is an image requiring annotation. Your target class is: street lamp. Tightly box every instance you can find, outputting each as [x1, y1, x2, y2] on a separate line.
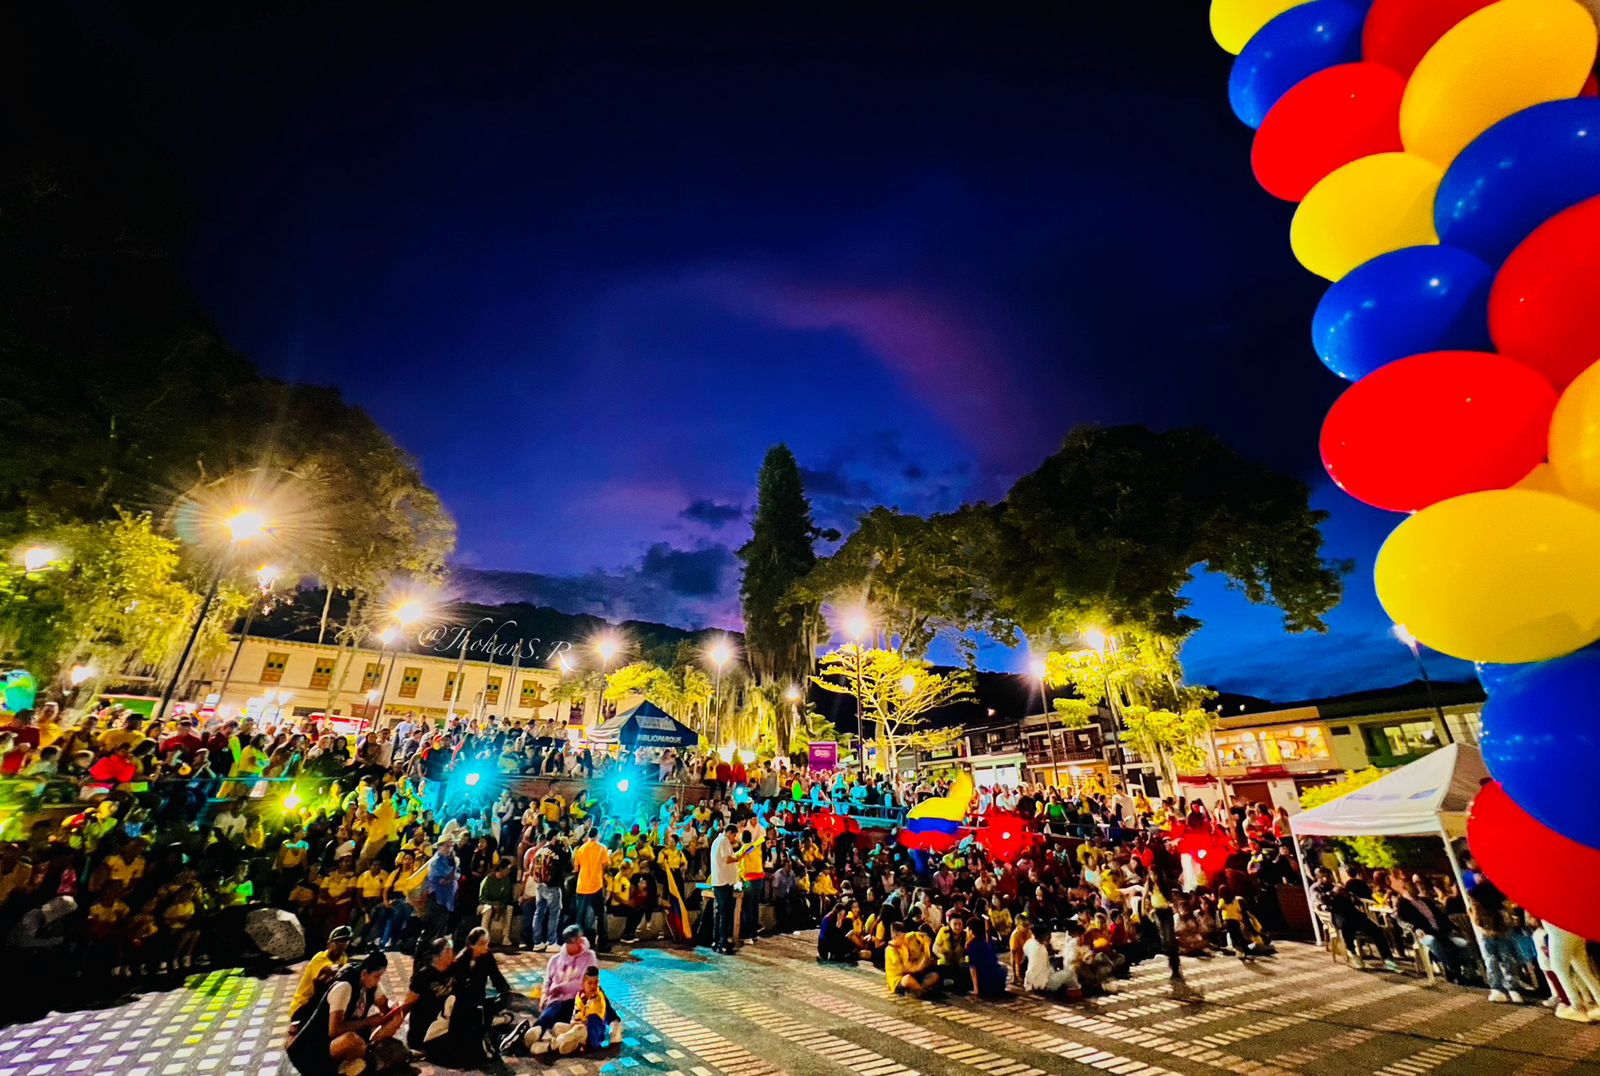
[1393, 623, 1451, 741]
[69, 664, 98, 687]
[156, 505, 272, 723]
[590, 632, 621, 726]
[1029, 656, 1063, 787]
[375, 599, 429, 728]
[1081, 627, 1130, 789]
[845, 610, 873, 771]
[708, 637, 733, 749]
[22, 546, 59, 573]
[216, 563, 284, 711]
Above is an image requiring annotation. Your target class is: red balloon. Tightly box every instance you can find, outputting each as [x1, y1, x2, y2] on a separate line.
[1468, 781, 1600, 941]
[1251, 63, 1406, 202]
[1582, 72, 1598, 99]
[1320, 351, 1556, 512]
[1491, 195, 1600, 390]
[974, 809, 1040, 863]
[1362, 0, 1500, 77]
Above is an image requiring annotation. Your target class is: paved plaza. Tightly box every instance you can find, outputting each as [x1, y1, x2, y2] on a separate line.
[2, 937, 1598, 1076]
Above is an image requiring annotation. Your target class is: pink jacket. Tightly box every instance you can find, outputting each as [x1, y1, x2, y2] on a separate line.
[542, 938, 598, 1004]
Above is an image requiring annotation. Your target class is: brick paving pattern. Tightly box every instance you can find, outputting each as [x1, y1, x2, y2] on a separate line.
[1, 938, 1597, 1075]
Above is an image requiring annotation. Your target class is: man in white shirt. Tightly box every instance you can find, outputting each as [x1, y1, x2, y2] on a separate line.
[1023, 931, 1078, 996]
[708, 824, 740, 955]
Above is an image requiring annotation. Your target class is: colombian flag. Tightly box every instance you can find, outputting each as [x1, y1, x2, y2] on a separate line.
[899, 771, 974, 852]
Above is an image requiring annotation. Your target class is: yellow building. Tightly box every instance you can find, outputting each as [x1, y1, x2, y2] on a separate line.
[190, 634, 573, 730]
[1182, 681, 1485, 811]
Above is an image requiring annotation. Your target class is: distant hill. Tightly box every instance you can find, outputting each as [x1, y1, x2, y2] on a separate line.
[245, 586, 730, 670]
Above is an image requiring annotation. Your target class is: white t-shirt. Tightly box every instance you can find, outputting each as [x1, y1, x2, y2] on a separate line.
[709, 832, 739, 886]
[1023, 936, 1058, 991]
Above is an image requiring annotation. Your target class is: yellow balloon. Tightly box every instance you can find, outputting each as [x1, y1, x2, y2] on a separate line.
[1290, 153, 1441, 281]
[1548, 358, 1600, 505]
[1401, 0, 1597, 167]
[1375, 489, 1600, 663]
[1514, 462, 1567, 496]
[1209, 0, 1311, 55]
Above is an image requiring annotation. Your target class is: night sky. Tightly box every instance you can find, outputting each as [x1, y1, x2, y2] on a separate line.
[49, 0, 1475, 700]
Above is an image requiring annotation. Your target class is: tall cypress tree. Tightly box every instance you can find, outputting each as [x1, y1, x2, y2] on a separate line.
[738, 445, 824, 687]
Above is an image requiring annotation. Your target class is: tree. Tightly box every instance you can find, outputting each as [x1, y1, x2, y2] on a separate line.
[790, 506, 1012, 660]
[603, 661, 713, 728]
[0, 512, 249, 692]
[984, 425, 1347, 644]
[1120, 705, 1214, 794]
[811, 645, 973, 771]
[738, 445, 832, 686]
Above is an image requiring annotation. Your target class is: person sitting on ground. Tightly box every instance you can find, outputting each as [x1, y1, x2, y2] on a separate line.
[527, 966, 622, 1056]
[884, 919, 940, 998]
[1009, 914, 1033, 985]
[403, 937, 457, 1057]
[1024, 923, 1080, 998]
[933, 912, 970, 994]
[965, 917, 1010, 999]
[290, 926, 353, 1032]
[539, 925, 599, 1016]
[286, 951, 409, 1076]
[817, 900, 860, 964]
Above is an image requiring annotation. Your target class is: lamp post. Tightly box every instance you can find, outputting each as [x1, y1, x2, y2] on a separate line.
[1083, 628, 1130, 789]
[5, 545, 64, 612]
[216, 563, 281, 712]
[1029, 657, 1063, 788]
[1393, 623, 1452, 743]
[156, 507, 268, 723]
[708, 637, 733, 750]
[784, 682, 802, 756]
[592, 633, 620, 728]
[375, 598, 427, 729]
[846, 611, 871, 771]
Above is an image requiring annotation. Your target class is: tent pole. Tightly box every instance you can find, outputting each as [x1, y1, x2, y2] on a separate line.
[1437, 820, 1494, 975]
[1293, 828, 1322, 946]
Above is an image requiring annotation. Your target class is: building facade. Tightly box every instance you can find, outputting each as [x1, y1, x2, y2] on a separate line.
[947, 708, 1155, 791]
[1182, 682, 1485, 811]
[189, 634, 579, 731]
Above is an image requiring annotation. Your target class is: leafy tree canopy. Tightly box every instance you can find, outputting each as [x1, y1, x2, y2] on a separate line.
[790, 505, 1012, 661]
[738, 445, 830, 685]
[985, 425, 1347, 643]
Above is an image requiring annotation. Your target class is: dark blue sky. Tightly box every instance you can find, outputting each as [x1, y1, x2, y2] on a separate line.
[78, 0, 1473, 699]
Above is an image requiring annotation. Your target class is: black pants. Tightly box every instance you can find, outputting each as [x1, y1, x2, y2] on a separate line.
[1154, 906, 1181, 977]
[712, 885, 735, 948]
[1337, 914, 1391, 961]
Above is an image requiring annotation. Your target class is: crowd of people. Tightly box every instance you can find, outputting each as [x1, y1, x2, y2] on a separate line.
[0, 696, 1586, 1072]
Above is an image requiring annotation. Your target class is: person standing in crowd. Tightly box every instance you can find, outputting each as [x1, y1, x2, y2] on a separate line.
[708, 821, 740, 955]
[572, 828, 610, 954]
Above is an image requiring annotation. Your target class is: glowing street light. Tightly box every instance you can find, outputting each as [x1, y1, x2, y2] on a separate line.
[224, 507, 268, 543]
[784, 684, 801, 703]
[845, 611, 870, 642]
[706, 636, 735, 748]
[22, 546, 59, 573]
[69, 664, 98, 687]
[1083, 627, 1108, 655]
[1027, 654, 1061, 785]
[379, 627, 397, 646]
[158, 502, 277, 722]
[392, 597, 428, 626]
[255, 564, 281, 589]
[900, 673, 917, 694]
[594, 634, 621, 664]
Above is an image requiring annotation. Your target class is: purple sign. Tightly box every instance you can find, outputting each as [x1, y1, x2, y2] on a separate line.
[808, 740, 838, 772]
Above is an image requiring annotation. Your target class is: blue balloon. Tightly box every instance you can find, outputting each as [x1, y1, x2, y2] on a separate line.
[1481, 649, 1600, 851]
[1311, 245, 1493, 381]
[1228, 0, 1367, 129]
[1437, 99, 1600, 266]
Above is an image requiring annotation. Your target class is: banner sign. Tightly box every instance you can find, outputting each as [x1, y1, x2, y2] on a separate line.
[809, 741, 839, 771]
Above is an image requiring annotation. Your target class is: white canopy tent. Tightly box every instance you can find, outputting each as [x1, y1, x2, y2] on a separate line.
[1288, 743, 1492, 966]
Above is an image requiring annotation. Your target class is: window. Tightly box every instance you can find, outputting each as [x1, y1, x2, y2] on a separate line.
[361, 662, 383, 691]
[519, 679, 545, 709]
[444, 672, 460, 701]
[1446, 710, 1483, 746]
[261, 652, 288, 685]
[398, 667, 422, 699]
[485, 676, 502, 705]
[1369, 720, 1441, 759]
[310, 657, 337, 690]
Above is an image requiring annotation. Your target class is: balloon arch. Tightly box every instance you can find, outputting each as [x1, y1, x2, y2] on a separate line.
[1210, 0, 1600, 941]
